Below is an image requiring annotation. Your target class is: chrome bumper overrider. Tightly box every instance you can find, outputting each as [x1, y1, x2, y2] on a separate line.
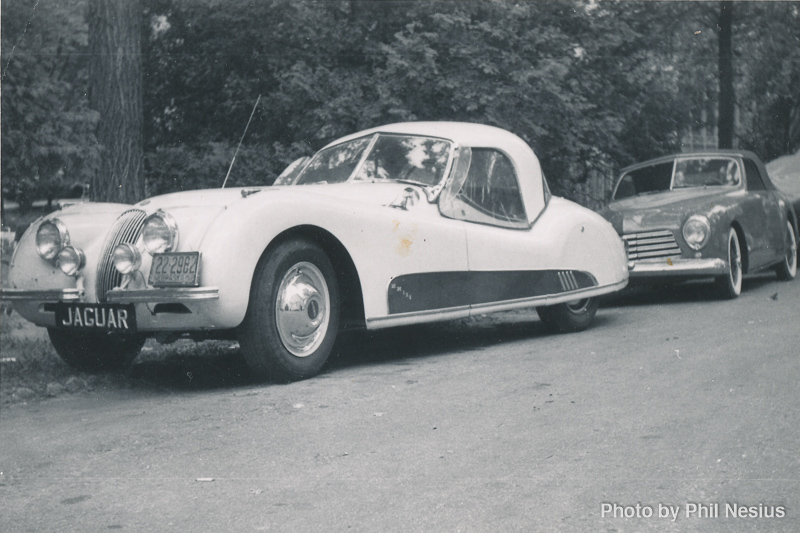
[628, 258, 727, 277]
[0, 287, 219, 303]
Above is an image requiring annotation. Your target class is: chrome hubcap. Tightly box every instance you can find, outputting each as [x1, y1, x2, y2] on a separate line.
[275, 262, 330, 357]
[565, 298, 590, 313]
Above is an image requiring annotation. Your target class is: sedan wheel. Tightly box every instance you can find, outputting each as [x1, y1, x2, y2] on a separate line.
[536, 297, 599, 333]
[775, 221, 798, 281]
[238, 240, 340, 382]
[715, 227, 743, 299]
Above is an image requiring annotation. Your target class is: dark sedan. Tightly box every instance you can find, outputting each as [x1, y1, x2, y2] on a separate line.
[600, 150, 798, 298]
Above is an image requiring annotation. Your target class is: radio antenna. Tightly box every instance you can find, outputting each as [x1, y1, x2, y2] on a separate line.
[222, 94, 261, 189]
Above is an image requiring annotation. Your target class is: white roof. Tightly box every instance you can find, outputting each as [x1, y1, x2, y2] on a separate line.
[324, 122, 545, 224]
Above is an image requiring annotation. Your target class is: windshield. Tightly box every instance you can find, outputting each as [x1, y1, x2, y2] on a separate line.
[673, 157, 740, 189]
[613, 157, 741, 200]
[294, 134, 453, 187]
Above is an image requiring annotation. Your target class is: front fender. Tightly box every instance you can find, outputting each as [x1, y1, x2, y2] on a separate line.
[8, 203, 134, 322]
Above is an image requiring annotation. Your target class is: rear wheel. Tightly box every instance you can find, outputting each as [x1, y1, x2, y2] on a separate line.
[715, 228, 743, 299]
[536, 297, 599, 333]
[47, 329, 145, 372]
[775, 220, 797, 281]
[238, 240, 340, 382]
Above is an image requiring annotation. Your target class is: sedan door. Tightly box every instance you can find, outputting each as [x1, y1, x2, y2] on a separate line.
[741, 157, 784, 269]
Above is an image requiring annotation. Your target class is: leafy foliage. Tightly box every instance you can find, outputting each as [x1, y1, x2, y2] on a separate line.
[3, 0, 799, 206]
[1, 0, 99, 210]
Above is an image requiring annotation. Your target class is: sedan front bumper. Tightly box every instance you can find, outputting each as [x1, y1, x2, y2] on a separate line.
[627, 258, 728, 277]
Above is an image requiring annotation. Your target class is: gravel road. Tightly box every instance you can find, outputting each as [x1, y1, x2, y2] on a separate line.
[1, 274, 799, 532]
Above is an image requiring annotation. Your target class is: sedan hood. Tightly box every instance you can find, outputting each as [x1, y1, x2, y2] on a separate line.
[602, 187, 741, 233]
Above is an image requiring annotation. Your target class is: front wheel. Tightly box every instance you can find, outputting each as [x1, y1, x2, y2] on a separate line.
[536, 298, 599, 333]
[775, 220, 797, 281]
[238, 239, 340, 382]
[715, 227, 743, 299]
[47, 329, 145, 372]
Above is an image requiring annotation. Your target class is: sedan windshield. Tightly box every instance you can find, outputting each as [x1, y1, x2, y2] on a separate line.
[294, 134, 453, 187]
[614, 157, 741, 200]
[673, 158, 740, 189]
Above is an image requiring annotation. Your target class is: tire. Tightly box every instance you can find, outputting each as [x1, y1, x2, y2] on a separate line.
[238, 239, 340, 382]
[47, 329, 145, 372]
[536, 297, 599, 333]
[715, 227, 743, 299]
[775, 220, 797, 281]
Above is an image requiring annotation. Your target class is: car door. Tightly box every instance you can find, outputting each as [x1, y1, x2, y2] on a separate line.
[437, 147, 557, 307]
[741, 157, 784, 269]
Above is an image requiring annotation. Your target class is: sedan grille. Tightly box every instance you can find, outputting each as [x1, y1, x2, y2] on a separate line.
[95, 209, 147, 302]
[622, 229, 682, 260]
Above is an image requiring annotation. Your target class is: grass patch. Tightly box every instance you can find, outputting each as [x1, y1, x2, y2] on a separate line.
[0, 311, 76, 403]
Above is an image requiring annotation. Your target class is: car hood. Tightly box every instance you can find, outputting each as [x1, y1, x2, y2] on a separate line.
[135, 182, 428, 212]
[601, 187, 739, 234]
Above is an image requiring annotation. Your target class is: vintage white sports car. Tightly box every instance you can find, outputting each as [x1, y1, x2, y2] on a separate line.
[3, 122, 628, 381]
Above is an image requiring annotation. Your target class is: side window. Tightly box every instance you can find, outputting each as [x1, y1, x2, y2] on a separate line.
[439, 148, 528, 229]
[613, 161, 674, 200]
[743, 159, 767, 191]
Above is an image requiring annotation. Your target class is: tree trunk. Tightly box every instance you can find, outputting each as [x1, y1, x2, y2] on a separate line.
[717, 1, 734, 149]
[88, 0, 145, 203]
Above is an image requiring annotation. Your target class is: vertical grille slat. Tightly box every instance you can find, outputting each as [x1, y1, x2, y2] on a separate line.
[95, 209, 147, 302]
[622, 229, 682, 261]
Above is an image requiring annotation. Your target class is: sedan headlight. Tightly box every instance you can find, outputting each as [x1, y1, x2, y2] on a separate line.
[36, 219, 70, 261]
[683, 215, 711, 250]
[112, 243, 142, 274]
[57, 246, 85, 277]
[142, 210, 179, 254]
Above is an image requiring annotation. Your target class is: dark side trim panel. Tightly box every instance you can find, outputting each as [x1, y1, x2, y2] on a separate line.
[388, 270, 597, 314]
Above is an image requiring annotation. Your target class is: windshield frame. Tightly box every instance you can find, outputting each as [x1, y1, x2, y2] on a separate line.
[613, 155, 743, 201]
[670, 156, 742, 190]
[292, 133, 456, 198]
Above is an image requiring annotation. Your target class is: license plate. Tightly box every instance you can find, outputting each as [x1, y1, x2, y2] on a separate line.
[55, 303, 137, 332]
[149, 252, 201, 287]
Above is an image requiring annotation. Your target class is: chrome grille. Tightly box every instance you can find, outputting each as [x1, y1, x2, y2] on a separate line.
[623, 229, 682, 260]
[95, 209, 147, 302]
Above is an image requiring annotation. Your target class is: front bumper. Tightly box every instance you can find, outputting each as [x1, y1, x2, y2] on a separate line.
[1, 288, 84, 302]
[1, 287, 219, 303]
[627, 258, 728, 278]
[1, 287, 222, 332]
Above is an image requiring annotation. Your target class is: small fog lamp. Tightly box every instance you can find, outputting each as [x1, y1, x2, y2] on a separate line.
[56, 246, 85, 277]
[112, 243, 142, 274]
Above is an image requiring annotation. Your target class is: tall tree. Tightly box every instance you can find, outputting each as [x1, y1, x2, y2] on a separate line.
[717, 0, 734, 149]
[88, 0, 145, 202]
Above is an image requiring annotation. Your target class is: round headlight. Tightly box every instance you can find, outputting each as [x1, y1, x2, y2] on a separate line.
[57, 246, 85, 277]
[112, 243, 142, 274]
[683, 215, 711, 250]
[142, 210, 179, 254]
[36, 219, 70, 261]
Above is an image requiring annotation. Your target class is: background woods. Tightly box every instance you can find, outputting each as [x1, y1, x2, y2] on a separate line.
[2, 0, 799, 210]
